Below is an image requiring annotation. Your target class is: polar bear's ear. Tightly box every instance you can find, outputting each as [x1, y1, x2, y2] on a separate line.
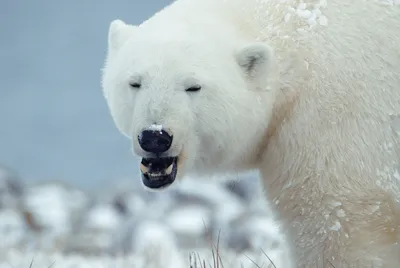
[235, 43, 273, 82]
[108, 19, 138, 53]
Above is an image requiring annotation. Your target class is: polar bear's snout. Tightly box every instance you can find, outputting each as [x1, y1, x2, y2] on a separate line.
[138, 129, 173, 154]
[137, 127, 179, 190]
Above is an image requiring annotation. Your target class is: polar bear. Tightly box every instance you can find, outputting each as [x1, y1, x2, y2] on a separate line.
[101, 0, 400, 266]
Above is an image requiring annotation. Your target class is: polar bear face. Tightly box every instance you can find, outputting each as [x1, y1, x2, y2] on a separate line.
[102, 20, 274, 190]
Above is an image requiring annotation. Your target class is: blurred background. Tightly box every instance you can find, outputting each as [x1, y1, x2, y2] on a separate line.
[0, 1, 280, 267]
[0, 0, 175, 191]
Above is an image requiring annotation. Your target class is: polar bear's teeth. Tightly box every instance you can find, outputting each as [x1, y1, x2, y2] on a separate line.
[148, 172, 163, 177]
[140, 163, 150, 174]
[165, 164, 173, 175]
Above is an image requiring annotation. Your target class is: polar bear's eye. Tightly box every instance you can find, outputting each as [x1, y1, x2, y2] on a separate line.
[185, 85, 202, 92]
[129, 82, 141, 89]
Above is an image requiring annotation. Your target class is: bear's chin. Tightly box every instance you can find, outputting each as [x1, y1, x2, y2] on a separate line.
[139, 156, 178, 189]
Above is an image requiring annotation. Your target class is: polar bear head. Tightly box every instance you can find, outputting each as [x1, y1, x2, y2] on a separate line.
[102, 20, 275, 190]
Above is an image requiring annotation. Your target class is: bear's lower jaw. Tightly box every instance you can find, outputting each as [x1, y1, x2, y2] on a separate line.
[140, 156, 178, 189]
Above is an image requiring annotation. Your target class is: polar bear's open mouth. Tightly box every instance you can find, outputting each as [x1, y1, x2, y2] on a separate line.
[139, 157, 178, 189]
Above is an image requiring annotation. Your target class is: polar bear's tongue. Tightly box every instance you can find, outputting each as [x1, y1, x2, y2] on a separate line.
[140, 157, 177, 189]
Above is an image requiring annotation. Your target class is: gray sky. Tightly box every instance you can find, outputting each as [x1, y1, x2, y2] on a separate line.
[0, 1, 172, 190]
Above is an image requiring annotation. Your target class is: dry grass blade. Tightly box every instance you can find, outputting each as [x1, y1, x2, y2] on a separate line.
[327, 259, 336, 268]
[28, 258, 34, 268]
[196, 252, 210, 268]
[213, 230, 225, 268]
[189, 252, 195, 268]
[260, 248, 276, 268]
[244, 254, 262, 268]
[191, 227, 227, 268]
[211, 246, 216, 268]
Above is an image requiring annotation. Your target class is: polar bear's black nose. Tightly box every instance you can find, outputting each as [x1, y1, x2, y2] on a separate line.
[138, 129, 173, 154]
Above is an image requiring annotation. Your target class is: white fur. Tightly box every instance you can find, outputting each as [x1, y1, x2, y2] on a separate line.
[102, 0, 400, 266]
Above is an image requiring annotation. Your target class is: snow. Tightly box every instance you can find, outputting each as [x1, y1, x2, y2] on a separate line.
[336, 209, 346, 218]
[0, 167, 290, 267]
[0, 209, 25, 249]
[375, 0, 400, 5]
[85, 204, 122, 230]
[1, 248, 284, 268]
[318, 15, 328, 26]
[329, 221, 341, 231]
[394, 170, 400, 180]
[165, 205, 211, 237]
[148, 124, 163, 131]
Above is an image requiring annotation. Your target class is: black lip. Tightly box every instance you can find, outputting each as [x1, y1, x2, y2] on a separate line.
[140, 157, 178, 189]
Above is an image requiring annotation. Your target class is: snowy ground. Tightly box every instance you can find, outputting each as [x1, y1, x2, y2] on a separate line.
[0, 248, 284, 268]
[0, 165, 291, 268]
